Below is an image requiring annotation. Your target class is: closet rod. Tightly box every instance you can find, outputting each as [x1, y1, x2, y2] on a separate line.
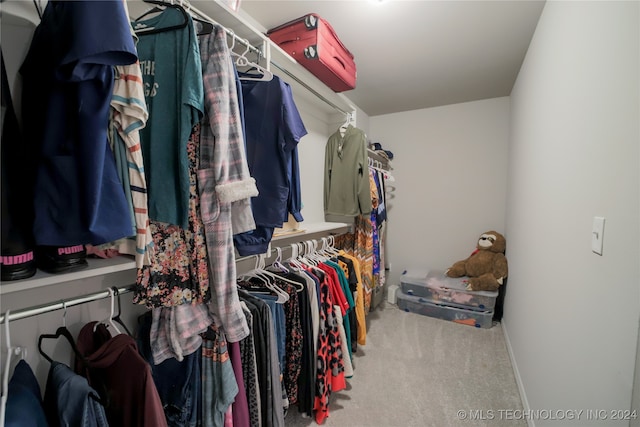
[0, 285, 134, 324]
[183, 0, 352, 117]
[236, 245, 294, 264]
[271, 61, 351, 116]
[235, 235, 338, 264]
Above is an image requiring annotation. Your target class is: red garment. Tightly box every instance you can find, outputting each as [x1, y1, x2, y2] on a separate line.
[305, 268, 346, 424]
[318, 263, 349, 315]
[75, 322, 168, 427]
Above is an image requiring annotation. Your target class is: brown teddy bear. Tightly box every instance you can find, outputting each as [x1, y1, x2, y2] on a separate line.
[445, 230, 508, 291]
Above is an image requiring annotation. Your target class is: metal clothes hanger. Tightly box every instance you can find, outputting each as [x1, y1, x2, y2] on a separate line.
[110, 287, 132, 336]
[133, 0, 190, 36]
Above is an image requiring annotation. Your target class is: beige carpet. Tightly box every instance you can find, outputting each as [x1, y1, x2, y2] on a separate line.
[284, 301, 526, 427]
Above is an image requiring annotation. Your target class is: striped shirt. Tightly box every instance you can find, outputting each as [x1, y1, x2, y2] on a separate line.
[107, 62, 152, 268]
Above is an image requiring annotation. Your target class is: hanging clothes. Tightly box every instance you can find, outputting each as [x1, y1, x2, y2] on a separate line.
[91, 0, 152, 268]
[338, 251, 367, 345]
[20, 0, 138, 246]
[327, 259, 355, 358]
[238, 291, 286, 427]
[137, 311, 201, 427]
[228, 341, 251, 427]
[101, 57, 152, 268]
[336, 256, 359, 351]
[337, 196, 376, 312]
[271, 270, 315, 416]
[238, 302, 262, 427]
[237, 281, 287, 390]
[134, 124, 211, 308]
[271, 280, 303, 407]
[198, 25, 259, 343]
[334, 305, 353, 377]
[369, 169, 381, 293]
[304, 267, 346, 425]
[5, 360, 48, 427]
[134, 7, 204, 228]
[234, 76, 308, 256]
[43, 361, 109, 427]
[372, 169, 387, 288]
[324, 125, 372, 217]
[201, 324, 239, 427]
[75, 322, 167, 427]
[148, 303, 212, 365]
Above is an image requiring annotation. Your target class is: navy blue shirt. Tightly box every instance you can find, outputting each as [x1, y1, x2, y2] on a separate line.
[240, 76, 307, 227]
[20, 0, 138, 246]
[234, 76, 307, 256]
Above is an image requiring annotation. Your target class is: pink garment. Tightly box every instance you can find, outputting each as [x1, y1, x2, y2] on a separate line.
[224, 406, 233, 427]
[85, 244, 121, 259]
[229, 341, 250, 427]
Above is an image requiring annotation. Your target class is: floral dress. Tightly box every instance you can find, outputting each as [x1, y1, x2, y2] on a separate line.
[134, 124, 211, 307]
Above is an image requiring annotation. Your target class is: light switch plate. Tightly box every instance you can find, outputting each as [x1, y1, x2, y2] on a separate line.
[592, 216, 605, 255]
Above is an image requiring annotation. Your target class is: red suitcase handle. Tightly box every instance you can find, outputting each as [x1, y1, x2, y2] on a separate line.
[268, 13, 354, 59]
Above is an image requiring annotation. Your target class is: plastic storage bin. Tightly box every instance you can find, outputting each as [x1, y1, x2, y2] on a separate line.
[400, 269, 498, 311]
[397, 291, 494, 328]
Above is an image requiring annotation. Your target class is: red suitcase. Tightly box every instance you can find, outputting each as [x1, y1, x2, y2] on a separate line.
[267, 14, 356, 93]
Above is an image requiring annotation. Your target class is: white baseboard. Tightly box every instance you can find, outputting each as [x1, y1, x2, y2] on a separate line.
[501, 318, 535, 427]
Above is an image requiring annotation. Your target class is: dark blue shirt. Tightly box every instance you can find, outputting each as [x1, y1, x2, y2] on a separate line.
[234, 76, 307, 256]
[20, 0, 138, 246]
[5, 360, 48, 427]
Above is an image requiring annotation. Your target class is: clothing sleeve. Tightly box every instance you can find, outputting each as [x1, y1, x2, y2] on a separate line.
[110, 62, 152, 268]
[281, 82, 308, 152]
[281, 82, 307, 222]
[198, 34, 253, 343]
[357, 134, 373, 215]
[288, 146, 304, 222]
[183, 16, 204, 130]
[231, 66, 257, 234]
[199, 27, 259, 207]
[324, 137, 334, 213]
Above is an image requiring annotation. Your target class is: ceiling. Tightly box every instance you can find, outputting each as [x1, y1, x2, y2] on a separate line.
[239, 0, 546, 116]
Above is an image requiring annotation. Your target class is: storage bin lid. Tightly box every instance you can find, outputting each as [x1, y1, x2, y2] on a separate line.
[401, 269, 498, 297]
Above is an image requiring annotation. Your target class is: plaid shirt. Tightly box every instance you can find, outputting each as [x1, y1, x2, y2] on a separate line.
[150, 304, 212, 364]
[198, 27, 258, 343]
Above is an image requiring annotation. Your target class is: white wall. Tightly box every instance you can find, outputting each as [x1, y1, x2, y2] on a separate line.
[369, 97, 510, 287]
[505, 1, 640, 426]
[293, 95, 336, 225]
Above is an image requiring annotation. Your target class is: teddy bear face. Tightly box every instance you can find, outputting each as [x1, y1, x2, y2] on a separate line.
[476, 231, 506, 254]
